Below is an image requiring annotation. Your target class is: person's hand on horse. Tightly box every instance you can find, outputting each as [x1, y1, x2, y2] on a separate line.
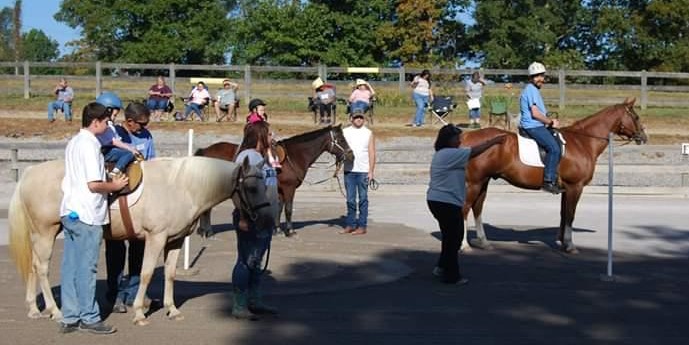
[549, 118, 561, 129]
[112, 174, 129, 191]
[238, 217, 249, 232]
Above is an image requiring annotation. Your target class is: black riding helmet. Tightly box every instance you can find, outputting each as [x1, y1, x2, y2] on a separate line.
[248, 98, 266, 112]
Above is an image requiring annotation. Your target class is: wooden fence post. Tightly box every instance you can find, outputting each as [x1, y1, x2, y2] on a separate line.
[95, 61, 102, 97]
[169, 63, 176, 94]
[398, 66, 406, 95]
[244, 64, 251, 104]
[23, 61, 30, 99]
[640, 70, 648, 110]
[558, 68, 566, 109]
[10, 147, 19, 182]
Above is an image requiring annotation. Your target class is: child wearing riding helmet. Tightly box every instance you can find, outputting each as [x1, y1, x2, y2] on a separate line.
[246, 98, 281, 171]
[95, 92, 141, 178]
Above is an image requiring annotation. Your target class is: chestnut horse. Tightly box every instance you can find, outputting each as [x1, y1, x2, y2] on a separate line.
[461, 98, 647, 253]
[195, 125, 353, 236]
[8, 156, 274, 325]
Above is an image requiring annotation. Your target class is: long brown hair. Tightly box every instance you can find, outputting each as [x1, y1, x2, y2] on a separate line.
[238, 121, 271, 157]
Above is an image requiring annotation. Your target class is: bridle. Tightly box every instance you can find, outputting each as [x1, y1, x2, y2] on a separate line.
[233, 170, 270, 221]
[328, 128, 349, 162]
[617, 105, 646, 144]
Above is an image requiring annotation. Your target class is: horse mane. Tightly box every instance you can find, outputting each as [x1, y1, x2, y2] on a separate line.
[162, 156, 239, 204]
[566, 103, 625, 130]
[278, 125, 334, 145]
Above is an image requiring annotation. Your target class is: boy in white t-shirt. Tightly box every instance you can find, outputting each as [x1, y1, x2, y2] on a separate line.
[58, 102, 128, 334]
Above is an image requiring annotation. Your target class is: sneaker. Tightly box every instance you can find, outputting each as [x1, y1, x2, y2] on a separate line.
[78, 321, 117, 335]
[112, 299, 127, 313]
[58, 321, 79, 334]
[432, 266, 444, 278]
[108, 169, 124, 180]
[542, 182, 564, 194]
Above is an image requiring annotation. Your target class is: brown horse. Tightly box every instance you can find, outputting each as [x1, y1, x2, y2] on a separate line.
[461, 98, 647, 253]
[196, 125, 353, 236]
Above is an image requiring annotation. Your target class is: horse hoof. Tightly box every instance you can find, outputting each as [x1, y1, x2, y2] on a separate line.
[167, 310, 184, 321]
[459, 245, 473, 253]
[470, 239, 494, 250]
[133, 318, 150, 326]
[27, 310, 46, 319]
[284, 230, 298, 237]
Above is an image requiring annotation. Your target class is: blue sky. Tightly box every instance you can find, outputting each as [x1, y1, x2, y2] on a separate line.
[0, 0, 79, 55]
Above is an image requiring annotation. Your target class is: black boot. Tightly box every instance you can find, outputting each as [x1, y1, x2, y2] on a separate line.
[248, 289, 278, 315]
[542, 182, 564, 194]
[232, 289, 259, 320]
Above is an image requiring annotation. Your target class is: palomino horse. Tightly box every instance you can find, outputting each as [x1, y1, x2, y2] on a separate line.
[461, 98, 647, 253]
[9, 156, 274, 325]
[195, 125, 353, 236]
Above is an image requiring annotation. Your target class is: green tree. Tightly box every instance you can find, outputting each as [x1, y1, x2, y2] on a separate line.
[469, 0, 590, 70]
[229, 0, 394, 66]
[0, 7, 12, 61]
[22, 29, 59, 62]
[55, 0, 232, 64]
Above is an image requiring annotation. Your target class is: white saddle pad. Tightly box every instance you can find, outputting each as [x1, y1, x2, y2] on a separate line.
[517, 132, 566, 168]
[110, 165, 145, 209]
[517, 135, 545, 167]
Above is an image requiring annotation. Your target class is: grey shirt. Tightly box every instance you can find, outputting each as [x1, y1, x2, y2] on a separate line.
[426, 147, 471, 206]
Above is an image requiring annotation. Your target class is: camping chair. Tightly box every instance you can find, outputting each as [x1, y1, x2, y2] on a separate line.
[340, 97, 376, 125]
[489, 99, 510, 129]
[430, 96, 457, 125]
[308, 96, 337, 125]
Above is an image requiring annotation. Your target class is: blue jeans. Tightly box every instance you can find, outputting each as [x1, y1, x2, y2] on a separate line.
[103, 147, 135, 172]
[60, 216, 104, 325]
[48, 100, 72, 121]
[146, 99, 168, 111]
[184, 103, 204, 121]
[231, 210, 272, 294]
[350, 101, 369, 114]
[469, 108, 481, 119]
[524, 126, 562, 183]
[105, 239, 144, 304]
[412, 92, 429, 125]
[344, 172, 369, 229]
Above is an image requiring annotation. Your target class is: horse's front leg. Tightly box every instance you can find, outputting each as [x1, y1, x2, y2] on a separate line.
[559, 185, 583, 254]
[132, 233, 166, 326]
[464, 181, 492, 251]
[32, 228, 62, 320]
[162, 238, 185, 321]
[283, 189, 297, 237]
[274, 199, 285, 235]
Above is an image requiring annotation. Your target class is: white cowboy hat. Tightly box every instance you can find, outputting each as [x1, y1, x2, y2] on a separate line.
[312, 77, 324, 90]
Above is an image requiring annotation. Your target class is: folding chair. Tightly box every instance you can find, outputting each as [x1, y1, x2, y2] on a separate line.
[430, 96, 456, 125]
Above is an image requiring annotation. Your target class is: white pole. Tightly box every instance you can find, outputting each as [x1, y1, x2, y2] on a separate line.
[183, 129, 194, 270]
[603, 132, 614, 281]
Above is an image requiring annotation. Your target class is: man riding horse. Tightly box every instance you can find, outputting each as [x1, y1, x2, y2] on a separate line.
[519, 62, 564, 194]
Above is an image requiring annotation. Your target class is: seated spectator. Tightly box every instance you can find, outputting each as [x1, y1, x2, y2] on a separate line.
[349, 79, 375, 115]
[214, 79, 239, 122]
[312, 77, 336, 125]
[48, 78, 74, 122]
[146, 76, 173, 122]
[182, 81, 211, 121]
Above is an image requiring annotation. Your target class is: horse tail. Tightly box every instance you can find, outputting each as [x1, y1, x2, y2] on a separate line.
[8, 174, 33, 282]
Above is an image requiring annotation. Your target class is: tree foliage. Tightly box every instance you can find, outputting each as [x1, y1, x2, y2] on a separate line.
[55, 0, 232, 64]
[22, 29, 59, 62]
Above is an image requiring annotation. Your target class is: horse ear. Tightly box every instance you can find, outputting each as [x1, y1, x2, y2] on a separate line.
[624, 97, 636, 106]
[241, 156, 251, 172]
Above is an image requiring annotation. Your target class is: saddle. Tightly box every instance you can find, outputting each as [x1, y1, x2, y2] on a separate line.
[274, 143, 287, 164]
[105, 157, 144, 195]
[106, 158, 145, 240]
[516, 127, 566, 167]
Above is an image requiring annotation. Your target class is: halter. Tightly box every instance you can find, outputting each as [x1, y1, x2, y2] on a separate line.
[617, 105, 646, 143]
[233, 171, 271, 221]
[328, 128, 349, 162]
